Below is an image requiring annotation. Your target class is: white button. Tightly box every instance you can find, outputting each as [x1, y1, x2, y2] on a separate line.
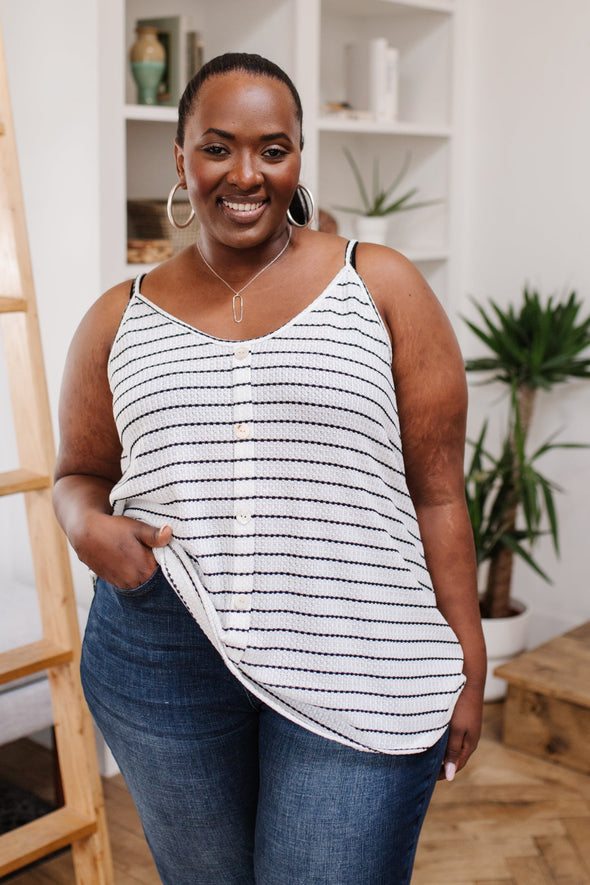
[233, 594, 250, 611]
[236, 511, 251, 525]
[235, 423, 252, 440]
[234, 346, 249, 361]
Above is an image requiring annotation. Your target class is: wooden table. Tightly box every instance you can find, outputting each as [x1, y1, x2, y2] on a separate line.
[495, 621, 590, 773]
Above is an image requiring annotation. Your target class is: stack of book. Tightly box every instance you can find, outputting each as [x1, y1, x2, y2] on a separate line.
[345, 38, 399, 123]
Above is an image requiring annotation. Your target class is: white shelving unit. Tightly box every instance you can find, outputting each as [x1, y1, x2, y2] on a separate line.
[98, 0, 461, 304]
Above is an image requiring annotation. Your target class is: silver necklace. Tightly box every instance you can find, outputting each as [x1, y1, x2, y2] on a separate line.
[196, 227, 292, 323]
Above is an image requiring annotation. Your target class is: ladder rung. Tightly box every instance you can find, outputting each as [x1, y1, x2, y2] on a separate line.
[0, 295, 27, 312]
[0, 806, 97, 877]
[0, 638, 73, 685]
[0, 468, 51, 497]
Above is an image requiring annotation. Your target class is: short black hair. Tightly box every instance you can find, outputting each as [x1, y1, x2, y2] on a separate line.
[176, 52, 304, 149]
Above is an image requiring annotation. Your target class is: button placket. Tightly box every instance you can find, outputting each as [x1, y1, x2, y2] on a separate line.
[228, 345, 255, 646]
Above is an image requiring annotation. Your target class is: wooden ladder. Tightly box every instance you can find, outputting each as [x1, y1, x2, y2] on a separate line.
[0, 18, 113, 882]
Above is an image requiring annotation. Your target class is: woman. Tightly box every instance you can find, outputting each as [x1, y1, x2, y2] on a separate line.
[54, 53, 486, 884]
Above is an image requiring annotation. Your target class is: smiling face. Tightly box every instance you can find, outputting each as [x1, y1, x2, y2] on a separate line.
[174, 71, 302, 252]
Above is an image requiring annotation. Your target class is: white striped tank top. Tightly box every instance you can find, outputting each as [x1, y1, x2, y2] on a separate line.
[108, 240, 465, 754]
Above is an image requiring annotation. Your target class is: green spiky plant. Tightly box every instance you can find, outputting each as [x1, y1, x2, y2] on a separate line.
[333, 147, 439, 216]
[463, 288, 590, 619]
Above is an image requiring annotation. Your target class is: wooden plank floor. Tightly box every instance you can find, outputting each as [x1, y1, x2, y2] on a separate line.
[413, 703, 590, 884]
[1, 702, 589, 883]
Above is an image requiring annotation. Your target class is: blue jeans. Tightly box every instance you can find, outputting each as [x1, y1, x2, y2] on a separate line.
[81, 568, 447, 885]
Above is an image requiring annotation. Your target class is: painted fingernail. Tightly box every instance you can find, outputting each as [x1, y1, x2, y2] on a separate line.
[445, 761, 456, 782]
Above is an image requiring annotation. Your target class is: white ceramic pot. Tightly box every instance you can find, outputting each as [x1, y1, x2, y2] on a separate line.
[355, 215, 390, 246]
[481, 600, 532, 702]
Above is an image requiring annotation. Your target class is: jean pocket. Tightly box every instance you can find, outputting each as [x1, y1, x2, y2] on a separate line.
[110, 566, 162, 598]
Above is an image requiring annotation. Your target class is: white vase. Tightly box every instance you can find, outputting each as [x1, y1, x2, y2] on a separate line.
[355, 215, 390, 246]
[481, 600, 532, 702]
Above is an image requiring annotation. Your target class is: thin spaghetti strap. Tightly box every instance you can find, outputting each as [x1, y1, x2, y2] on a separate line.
[130, 273, 145, 300]
[345, 240, 359, 270]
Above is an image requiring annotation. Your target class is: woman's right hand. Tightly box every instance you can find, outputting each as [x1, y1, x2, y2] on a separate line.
[71, 512, 172, 590]
[52, 282, 173, 589]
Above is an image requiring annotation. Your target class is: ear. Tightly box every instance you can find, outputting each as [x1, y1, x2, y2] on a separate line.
[174, 139, 187, 186]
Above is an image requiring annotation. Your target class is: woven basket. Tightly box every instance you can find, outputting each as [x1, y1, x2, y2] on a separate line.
[127, 199, 199, 261]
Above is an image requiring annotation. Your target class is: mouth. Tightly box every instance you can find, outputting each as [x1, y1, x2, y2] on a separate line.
[219, 197, 267, 222]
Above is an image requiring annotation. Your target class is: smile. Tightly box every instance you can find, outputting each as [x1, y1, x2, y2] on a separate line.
[221, 199, 265, 212]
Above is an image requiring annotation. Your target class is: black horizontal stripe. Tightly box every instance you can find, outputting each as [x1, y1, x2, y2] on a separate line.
[110, 339, 222, 386]
[270, 333, 390, 368]
[243, 645, 462, 664]
[258, 347, 391, 384]
[241, 676, 460, 701]
[201, 550, 409, 575]
[117, 392, 390, 439]
[118, 473, 404, 509]
[242, 660, 451, 678]
[115, 503, 410, 540]
[119, 454, 405, 497]
[124, 493, 408, 521]
[125, 415, 398, 461]
[228, 626, 457, 644]
[134, 435, 403, 485]
[226, 608, 448, 629]
[308, 306, 382, 327]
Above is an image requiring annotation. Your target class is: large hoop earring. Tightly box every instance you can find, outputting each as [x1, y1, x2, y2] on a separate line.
[167, 181, 195, 229]
[287, 183, 315, 229]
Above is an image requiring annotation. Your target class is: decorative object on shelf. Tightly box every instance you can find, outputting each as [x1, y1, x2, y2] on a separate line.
[287, 183, 315, 229]
[334, 147, 440, 245]
[463, 288, 590, 699]
[136, 15, 201, 106]
[127, 199, 197, 257]
[345, 38, 398, 123]
[130, 25, 166, 106]
[127, 239, 173, 264]
[167, 181, 196, 230]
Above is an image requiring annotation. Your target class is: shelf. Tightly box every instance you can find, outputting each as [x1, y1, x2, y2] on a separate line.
[125, 104, 177, 123]
[318, 116, 451, 137]
[323, 0, 454, 16]
[380, 0, 454, 11]
[106, 0, 458, 305]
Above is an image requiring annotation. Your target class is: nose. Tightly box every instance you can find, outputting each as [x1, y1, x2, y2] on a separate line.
[226, 150, 263, 190]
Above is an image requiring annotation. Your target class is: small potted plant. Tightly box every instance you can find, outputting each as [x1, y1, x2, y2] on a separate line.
[463, 287, 590, 699]
[333, 147, 439, 245]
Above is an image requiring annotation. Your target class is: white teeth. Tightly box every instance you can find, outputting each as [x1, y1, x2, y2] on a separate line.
[223, 200, 263, 212]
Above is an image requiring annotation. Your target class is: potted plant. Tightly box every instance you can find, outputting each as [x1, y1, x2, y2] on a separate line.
[463, 287, 590, 699]
[333, 147, 440, 245]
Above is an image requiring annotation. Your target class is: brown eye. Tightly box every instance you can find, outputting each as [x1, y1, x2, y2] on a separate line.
[263, 147, 287, 159]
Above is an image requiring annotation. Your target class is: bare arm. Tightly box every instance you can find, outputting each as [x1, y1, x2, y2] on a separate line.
[53, 282, 171, 589]
[358, 244, 486, 777]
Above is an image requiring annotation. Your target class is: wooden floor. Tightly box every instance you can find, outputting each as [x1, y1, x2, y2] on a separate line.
[1, 702, 589, 884]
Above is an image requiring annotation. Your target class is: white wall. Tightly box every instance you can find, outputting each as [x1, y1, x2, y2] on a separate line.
[0, 0, 101, 603]
[459, 0, 590, 643]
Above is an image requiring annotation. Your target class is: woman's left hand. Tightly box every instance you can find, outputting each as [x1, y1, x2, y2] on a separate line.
[439, 681, 484, 781]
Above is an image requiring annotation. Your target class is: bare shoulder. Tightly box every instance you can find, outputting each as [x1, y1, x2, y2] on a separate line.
[354, 243, 448, 333]
[292, 228, 349, 269]
[353, 240, 466, 409]
[70, 278, 135, 360]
